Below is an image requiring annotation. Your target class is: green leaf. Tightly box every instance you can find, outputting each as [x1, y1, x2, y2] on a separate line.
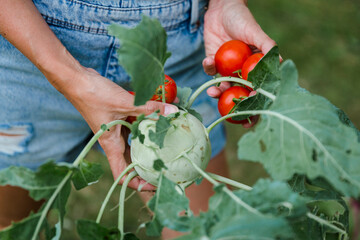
[237, 179, 309, 219]
[0, 212, 43, 240]
[0, 162, 73, 239]
[149, 115, 172, 148]
[131, 114, 146, 144]
[210, 214, 294, 240]
[238, 60, 360, 197]
[72, 159, 103, 190]
[0, 161, 70, 201]
[186, 108, 203, 123]
[288, 175, 349, 238]
[108, 15, 171, 106]
[249, 46, 281, 92]
[153, 159, 168, 171]
[146, 174, 191, 236]
[77, 219, 121, 240]
[232, 46, 280, 120]
[176, 87, 192, 108]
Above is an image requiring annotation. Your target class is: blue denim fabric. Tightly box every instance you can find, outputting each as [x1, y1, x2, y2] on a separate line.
[0, 0, 225, 169]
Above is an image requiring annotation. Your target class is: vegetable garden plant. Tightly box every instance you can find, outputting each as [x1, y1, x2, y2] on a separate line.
[1, 16, 359, 240]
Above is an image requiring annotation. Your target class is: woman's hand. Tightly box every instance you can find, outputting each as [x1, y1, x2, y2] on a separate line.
[203, 0, 276, 98]
[66, 67, 179, 191]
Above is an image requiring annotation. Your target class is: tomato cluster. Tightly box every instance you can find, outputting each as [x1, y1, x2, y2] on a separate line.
[215, 40, 264, 124]
[214, 40, 263, 80]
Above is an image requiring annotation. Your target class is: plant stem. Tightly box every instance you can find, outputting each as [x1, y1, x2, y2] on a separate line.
[256, 88, 276, 101]
[186, 77, 276, 108]
[73, 120, 132, 167]
[306, 212, 348, 237]
[119, 171, 138, 240]
[207, 110, 261, 134]
[96, 162, 137, 223]
[186, 157, 261, 216]
[32, 172, 72, 240]
[32, 120, 131, 239]
[207, 173, 252, 191]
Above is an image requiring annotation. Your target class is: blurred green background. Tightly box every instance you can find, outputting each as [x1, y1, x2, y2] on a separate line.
[62, 0, 360, 239]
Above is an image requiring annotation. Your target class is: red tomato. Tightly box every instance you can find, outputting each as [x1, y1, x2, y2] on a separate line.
[241, 53, 264, 80]
[215, 40, 252, 77]
[126, 75, 177, 123]
[128, 75, 177, 103]
[150, 74, 177, 103]
[218, 86, 250, 124]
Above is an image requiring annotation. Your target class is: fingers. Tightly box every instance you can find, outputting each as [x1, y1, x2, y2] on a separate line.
[135, 100, 179, 117]
[202, 57, 217, 76]
[101, 124, 156, 191]
[207, 82, 231, 98]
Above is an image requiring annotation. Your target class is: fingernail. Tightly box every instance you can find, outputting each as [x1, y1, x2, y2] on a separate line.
[164, 104, 179, 115]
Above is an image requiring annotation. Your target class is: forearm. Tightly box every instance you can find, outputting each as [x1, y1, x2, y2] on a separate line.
[0, 0, 82, 95]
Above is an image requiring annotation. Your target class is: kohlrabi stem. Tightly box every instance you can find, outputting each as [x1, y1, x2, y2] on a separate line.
[96, 162, 137, 223]
[207, 110, 259, 134]
[118, 171, 138, 240]
[186, 77, 276, 108]
[31, 172, 72, 240]
[306, 212, 348, 237]
[73, 120, 132, 167]
[207, 173, 252, 191]
[256, 88, 276, 101]
[32, 120, 131, 240]
[186, 157, 261, 216]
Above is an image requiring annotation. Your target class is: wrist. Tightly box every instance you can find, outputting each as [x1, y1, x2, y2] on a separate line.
[38, 46, 84, 96]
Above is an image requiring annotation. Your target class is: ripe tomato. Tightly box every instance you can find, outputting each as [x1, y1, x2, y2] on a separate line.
[218, 86, 250, 124]
[128, 75, 177, 103]
[150, 74, 177, 103]
[215, 40, 252, 77]
[241, 53, 264, 80]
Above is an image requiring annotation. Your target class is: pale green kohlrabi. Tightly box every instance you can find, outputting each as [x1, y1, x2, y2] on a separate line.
[130, 110, 211, 187]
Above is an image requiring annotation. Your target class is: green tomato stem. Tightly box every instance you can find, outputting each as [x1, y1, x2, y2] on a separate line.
[96, 162, 137, 223]
[207, 173, 252, 191]
[162, 82, 166, 104]
[186, 157, 261, 216]
[186, 77, 276, 108]
[118, 171, 138, 240]
[32, 120, 131, 240]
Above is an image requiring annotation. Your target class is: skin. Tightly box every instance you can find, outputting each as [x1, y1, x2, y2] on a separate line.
[0, 0, 275, 237]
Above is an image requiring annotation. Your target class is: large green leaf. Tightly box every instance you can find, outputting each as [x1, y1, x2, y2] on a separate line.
[238, 60, 360, 197]
[72, 159, 103, 190]
[0, 161, 70, 200]
[108, 15, 171, 106]
[210, 214, 294, 240]
[146, 174, 191, 236]
[0, 213, 43, 240]
[177, 179, 309, 239]
[0, 162, 73, 239]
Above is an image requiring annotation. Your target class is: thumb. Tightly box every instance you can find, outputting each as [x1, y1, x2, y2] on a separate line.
[135, 100, 179, 117]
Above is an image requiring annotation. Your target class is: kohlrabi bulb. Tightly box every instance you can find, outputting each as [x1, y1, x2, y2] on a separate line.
[130, 110, 211, 187]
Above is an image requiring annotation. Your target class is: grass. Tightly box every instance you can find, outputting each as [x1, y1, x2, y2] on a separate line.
[62, 0, 360, 239]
